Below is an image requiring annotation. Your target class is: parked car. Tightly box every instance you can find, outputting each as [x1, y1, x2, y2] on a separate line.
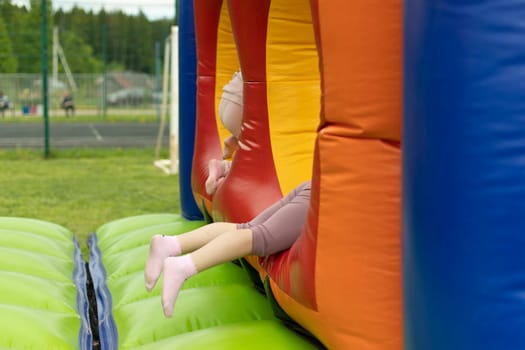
[107, 88, 145, 106]
[151, 91, 171, 104]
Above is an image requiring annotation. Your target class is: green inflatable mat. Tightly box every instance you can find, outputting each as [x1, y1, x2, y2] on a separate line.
[88, 213, 319, 349]
[0, 217, 91, 349]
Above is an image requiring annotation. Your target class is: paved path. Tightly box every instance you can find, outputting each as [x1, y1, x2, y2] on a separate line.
[0, 122, 169, 148]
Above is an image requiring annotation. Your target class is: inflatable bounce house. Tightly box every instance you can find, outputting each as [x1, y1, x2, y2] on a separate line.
[1, 0, 524, 349]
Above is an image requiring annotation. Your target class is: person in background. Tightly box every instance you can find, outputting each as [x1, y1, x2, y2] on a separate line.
[0, 91, 12, 117]
[61, 91, 75, 117]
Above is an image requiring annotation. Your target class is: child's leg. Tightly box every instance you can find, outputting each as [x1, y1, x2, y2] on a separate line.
[144, 222, 236, 291]
[160, 181, 308, 317]
[242, 181, 311, 256]
[190, 228, 252, 271]
[156, 181, 310, 316]
[237, 181, 310, 230]
[161, 228, 252, 317]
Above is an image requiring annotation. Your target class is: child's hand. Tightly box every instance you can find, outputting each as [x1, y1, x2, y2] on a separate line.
[223, 135, 239, 159]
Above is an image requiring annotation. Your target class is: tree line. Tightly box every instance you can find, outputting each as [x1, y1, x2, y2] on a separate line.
[0, 0, 175, 74]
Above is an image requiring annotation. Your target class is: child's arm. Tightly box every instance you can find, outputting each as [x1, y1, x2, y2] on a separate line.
[223, 135, 239, 159]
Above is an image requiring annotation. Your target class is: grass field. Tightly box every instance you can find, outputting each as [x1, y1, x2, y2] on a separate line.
[0, 112, 158, 124]
[0, 148, 181, 250]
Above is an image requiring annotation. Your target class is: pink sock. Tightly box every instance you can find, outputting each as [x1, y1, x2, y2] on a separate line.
[161, 255, 197, 317]
[144, 234, 182, 291]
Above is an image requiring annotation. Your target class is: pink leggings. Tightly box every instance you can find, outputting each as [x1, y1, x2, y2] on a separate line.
[237, 181, 311, 256]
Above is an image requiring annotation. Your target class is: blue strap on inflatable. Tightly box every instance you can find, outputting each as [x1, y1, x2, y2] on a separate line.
[73, 237, 93, 350]
[88, 234, 118, 350]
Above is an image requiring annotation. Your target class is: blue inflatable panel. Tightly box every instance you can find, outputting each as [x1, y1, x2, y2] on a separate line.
[404, 1, 525, 349]
[178, 0, 202, 220]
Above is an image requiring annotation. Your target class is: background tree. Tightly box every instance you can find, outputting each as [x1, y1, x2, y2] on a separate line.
[0, 15, 18, 72]
[60, 31, 102, 73]
[129, 11, 153, 73]
[0, 0, 28, 73]
[14, 0, 53, 73]
[3, 1, 174, 74]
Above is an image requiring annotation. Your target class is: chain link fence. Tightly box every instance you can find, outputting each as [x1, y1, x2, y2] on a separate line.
[0, 72, 161, 117]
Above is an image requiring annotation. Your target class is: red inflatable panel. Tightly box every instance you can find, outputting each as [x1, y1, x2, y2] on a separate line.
[192, 0, 224, 215]
[213, 0, 281, 223]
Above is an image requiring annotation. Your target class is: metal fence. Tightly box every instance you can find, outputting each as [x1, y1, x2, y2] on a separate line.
[0, 72, 161, 116]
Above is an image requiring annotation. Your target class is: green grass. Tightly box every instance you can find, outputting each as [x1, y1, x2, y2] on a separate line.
[0, 148, 180, 249]
[0, 112, 159, 124]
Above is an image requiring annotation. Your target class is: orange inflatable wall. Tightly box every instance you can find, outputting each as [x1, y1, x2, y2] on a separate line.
[191, 0, 402, 348]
